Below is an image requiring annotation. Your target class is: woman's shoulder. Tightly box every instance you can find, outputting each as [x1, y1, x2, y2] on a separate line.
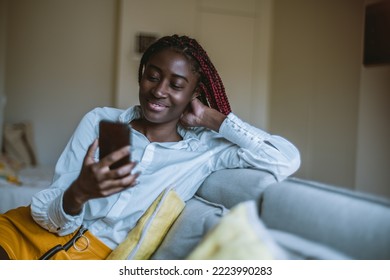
[84, 106, 126, 121]
[73, 107, 129, 135]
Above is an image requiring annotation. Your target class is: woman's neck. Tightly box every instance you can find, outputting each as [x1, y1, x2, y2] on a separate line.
[130, 118, 182, 143]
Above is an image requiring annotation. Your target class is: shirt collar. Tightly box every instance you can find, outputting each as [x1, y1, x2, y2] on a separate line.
[118, 106, 202, 150]
[118, 105, 143, 124]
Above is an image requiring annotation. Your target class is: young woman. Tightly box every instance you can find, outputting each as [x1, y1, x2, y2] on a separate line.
[0, 34, 300, 260]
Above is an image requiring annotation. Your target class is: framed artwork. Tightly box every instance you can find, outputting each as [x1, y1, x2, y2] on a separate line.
[136, 33, 158, 54]
[363, 1, 390, 66]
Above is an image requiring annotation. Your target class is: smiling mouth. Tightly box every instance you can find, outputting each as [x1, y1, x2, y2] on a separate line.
[146, 99, 169, 111]
[148, 99, 168, 107]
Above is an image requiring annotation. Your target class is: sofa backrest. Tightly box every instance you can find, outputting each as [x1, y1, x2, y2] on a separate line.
[259, 177, 390, 259]
[197, 168, 277, 209]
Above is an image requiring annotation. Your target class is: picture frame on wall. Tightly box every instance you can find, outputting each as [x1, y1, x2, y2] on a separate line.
[136, 33, 158, 54]
[363, 1, 390, 66]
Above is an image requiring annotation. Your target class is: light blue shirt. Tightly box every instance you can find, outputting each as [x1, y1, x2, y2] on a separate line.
[31, 106, 300, 249]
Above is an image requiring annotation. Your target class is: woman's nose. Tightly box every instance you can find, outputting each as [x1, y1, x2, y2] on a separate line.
[152, 81, 168, 98]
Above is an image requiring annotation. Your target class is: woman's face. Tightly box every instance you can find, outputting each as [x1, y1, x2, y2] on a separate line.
[139, 48, 199, 126]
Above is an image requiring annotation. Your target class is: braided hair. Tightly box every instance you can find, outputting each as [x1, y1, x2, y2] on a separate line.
[138, 34, 231, 115]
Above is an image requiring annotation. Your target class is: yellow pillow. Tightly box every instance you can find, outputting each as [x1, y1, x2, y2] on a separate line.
[106, 188, 185, 260]
[187, 200, 287, 260]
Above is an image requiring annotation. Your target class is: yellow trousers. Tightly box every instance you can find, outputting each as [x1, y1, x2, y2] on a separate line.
[0, 206, 111, 260]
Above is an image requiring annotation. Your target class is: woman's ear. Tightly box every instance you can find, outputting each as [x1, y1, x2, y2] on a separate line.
[192, 90, 200, 100]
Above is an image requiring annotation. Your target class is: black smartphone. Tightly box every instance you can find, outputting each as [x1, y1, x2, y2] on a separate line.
[99, 120, 131, 169]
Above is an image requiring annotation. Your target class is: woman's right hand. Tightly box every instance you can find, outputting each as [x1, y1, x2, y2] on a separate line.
[180, 98, 226, 132]
[63, 139, 140, 215]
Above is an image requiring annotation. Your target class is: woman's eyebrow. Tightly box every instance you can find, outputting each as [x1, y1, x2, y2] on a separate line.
[148, 64, 189, 83]
[172, 74, 189, 83]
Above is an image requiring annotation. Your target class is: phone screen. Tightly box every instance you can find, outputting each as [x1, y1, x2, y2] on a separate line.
[99, 120, 131, 169]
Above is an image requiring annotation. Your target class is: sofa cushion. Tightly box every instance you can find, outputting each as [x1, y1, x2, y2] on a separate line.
[107, 188, 185, 260]
[151, 195, 228, 260]
[269, 230, 351, 260]
[3, 122, 37, 167]
[259, 177, 390, 259]
[187, 201, 288, 260]
[197, 169, 277, 209]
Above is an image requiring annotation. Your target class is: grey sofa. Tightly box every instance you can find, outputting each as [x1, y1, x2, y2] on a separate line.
[151, 169, 390, 260]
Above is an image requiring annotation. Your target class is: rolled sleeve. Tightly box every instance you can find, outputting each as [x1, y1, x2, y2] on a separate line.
[31, 189, 84, 235]
[217, 113, 301, 181]
[219, 113, 271, 150]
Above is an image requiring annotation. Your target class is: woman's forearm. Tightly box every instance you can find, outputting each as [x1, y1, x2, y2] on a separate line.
[63, 180, 87, 216]
[201, 107, 227, 132]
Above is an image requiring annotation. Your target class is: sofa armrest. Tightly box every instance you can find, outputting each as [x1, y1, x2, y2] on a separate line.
[259, 178, 390, 259]
[196, 169, 277, 209]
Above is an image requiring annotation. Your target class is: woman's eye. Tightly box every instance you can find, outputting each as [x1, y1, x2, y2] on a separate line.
[147, 76, 159, 82]
[170, 81, 185, 90]
[171, 84, 183, 90]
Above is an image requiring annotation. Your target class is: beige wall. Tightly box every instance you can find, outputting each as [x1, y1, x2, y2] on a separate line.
[269, 0, 390, 199]
[356, 65, 390, 198]
[355, 0, 390, 198]
[269, 0, 364, 189]
[3, 0, 117, 165]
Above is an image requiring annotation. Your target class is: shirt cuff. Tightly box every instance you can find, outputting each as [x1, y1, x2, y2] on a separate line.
[47, 192, 84, 234]
[219, 113, 270, 150]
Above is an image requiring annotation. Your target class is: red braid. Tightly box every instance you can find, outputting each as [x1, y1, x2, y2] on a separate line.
[138, 35, 231, 115]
